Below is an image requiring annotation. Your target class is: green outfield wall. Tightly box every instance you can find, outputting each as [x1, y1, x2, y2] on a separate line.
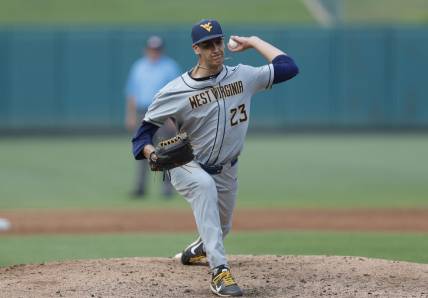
[0, 26, 427, 129]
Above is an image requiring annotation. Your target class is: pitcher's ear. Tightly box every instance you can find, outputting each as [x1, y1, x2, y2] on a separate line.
[192, 44, 200, 55]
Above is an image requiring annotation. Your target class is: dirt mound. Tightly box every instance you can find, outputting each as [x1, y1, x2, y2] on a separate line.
[1, 255, 427, 297]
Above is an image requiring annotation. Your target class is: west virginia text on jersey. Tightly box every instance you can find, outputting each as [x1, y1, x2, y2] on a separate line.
[189, 80, 244, 109]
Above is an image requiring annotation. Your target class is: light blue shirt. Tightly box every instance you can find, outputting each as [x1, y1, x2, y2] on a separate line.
[125, 56, 180, 110]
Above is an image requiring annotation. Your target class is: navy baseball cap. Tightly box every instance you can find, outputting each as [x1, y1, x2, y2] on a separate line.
[191, 19, 224, 46]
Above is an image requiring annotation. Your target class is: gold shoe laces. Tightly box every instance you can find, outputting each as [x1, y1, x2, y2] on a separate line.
[214, 271, 237, 287]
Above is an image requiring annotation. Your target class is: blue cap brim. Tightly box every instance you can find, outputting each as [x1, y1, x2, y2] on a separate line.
[192, 34, 224, 46]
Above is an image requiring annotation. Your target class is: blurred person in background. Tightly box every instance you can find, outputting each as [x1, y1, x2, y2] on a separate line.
[125, 35, 181, 198]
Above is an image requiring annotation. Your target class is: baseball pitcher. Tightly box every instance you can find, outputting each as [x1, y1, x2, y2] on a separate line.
[132, 18, 299, 297]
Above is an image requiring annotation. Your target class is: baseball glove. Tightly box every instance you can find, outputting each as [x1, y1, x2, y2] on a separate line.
[149, 132, 194, 171]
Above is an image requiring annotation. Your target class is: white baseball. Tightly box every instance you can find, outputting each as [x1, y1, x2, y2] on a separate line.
[228, 38, 238, 49]
[0, 218, 11, 231]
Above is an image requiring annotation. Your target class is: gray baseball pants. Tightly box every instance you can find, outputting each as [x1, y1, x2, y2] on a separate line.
[170, 160, 238, 269]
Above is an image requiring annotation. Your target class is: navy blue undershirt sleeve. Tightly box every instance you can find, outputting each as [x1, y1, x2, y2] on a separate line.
[132, 121, 160, 160]
[272, 54, 299, 84]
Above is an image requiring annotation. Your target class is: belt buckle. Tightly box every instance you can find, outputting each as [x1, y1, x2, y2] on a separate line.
[200, 163, 223, 175]
[213, 166, 222, 174]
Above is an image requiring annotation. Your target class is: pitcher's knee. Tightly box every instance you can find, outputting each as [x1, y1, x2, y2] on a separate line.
[195, 175, 216, 193]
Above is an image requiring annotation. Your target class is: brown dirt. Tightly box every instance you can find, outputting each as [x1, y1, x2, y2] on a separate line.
[1, 208, 428, 235]
[1, 209, 428, 297]
[1, 255, 427, 297]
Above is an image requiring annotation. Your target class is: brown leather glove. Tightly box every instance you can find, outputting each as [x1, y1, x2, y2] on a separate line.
[149, 132, 194, 171]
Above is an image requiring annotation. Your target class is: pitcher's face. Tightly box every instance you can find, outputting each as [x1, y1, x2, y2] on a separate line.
[194, 37, 225, 68]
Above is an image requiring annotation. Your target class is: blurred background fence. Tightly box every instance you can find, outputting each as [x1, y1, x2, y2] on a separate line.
[1, 26, 427, 130]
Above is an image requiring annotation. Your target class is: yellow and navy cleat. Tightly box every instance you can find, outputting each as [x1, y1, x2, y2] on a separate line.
[210, 265, 243, 297]
[180, 237, 207, 265]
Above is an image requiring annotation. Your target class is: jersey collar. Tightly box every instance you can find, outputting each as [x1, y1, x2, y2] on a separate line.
[181, 65, 228, 90]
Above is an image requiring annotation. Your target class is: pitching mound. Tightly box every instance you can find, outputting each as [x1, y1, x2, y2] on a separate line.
[1, 255, 427, 297]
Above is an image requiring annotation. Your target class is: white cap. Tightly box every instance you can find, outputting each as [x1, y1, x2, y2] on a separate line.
[146, 36, 164, 49]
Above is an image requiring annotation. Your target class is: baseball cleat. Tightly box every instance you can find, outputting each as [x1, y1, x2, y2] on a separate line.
[180, 237, 207, 265]
[210, 265, 243, 297]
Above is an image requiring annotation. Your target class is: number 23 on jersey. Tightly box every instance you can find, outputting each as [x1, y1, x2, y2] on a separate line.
[230, 104, 248, 126]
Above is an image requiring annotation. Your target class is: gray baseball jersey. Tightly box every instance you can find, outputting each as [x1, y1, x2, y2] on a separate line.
[145, 63, 274, 269]
[144, 63, 274, 166]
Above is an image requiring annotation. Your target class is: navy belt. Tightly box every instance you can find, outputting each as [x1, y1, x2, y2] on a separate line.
[200, 158, 238, 175]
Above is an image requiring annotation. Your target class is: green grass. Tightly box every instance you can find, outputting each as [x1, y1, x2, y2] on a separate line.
[0, 0, 427, 25]
[1, 134, 425, 268]
[0, 134, 427, 209]
[345, 0, 428, 24]
[0, 0, 313, 25]
[240, 134, 428, 208]
[1, 231, 427, 267]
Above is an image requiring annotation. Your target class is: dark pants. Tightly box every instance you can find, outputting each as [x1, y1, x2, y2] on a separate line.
[134, 109, 177, 197]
